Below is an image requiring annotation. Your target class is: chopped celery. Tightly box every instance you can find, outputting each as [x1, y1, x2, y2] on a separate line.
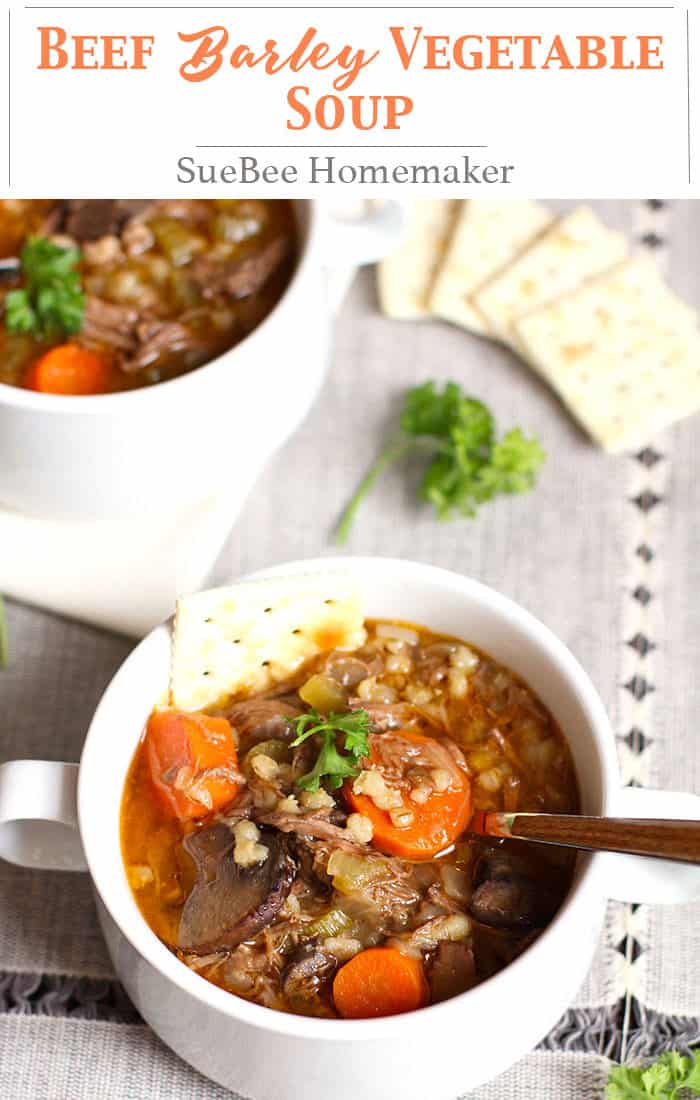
[299, 674, 347, 714]
[301, 908, 353, 941]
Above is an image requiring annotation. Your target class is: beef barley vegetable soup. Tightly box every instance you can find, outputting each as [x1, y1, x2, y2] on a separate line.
[0, 199, 296, 394]
[121, 619, 579, 1019]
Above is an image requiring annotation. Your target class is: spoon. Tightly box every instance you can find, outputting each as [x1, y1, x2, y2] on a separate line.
[0, 258, 20, 278]
[469, 810, 700, 864]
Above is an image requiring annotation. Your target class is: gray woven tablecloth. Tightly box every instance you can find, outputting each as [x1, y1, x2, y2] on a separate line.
[1, 200, 699, 1098]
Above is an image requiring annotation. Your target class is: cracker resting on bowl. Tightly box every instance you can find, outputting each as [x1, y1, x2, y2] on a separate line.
[515, 256, 700, 452]
[429, 200, 553, 335]
[474, 206, 629, 349]
[170, 575, 367, 711]
[377, 200, 460, 319]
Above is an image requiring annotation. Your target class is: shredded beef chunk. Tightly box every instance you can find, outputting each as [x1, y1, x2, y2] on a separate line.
[194, 237, 288, 300]
[289, 836, 333, 896]
[127, 320, 194, 373]
[348, 700, 437, 733]
[60, 199, 153, 242]
[80, 296, 139, 354]
[80, 297, 198, 373]
[256, 811, 365, 852]
[281, 946, 336, 1011]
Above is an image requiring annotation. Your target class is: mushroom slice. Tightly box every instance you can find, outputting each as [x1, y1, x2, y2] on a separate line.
[227, 699, 301, 753]
[468, 849, 557, 931]
[179, 824, 296, 954]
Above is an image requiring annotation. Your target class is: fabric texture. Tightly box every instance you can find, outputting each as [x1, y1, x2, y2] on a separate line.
[0, 1017, 614, 1100]
[1, 200, 698, 1097]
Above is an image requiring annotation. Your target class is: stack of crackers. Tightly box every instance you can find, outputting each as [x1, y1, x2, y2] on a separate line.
[378, 202, 700, 452]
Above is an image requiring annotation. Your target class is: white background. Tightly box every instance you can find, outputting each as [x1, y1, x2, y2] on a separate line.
[0, 0, 697, 195]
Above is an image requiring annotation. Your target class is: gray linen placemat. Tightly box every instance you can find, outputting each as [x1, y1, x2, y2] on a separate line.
[1, 199, 699, 1097]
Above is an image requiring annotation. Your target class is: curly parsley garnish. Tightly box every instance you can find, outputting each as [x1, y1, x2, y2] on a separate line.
[5, 237, 85, 339]
[336, 380, 545, 543]
[607, 1050, 700, 1099]
[288, 708, 370, 792]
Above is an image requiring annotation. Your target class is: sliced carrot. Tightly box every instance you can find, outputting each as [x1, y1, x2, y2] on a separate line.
[344, 728, 472, 860]
[145, 709, 242, 822]
[333, 947, 428, 1019]
[24, 344, 114, 395]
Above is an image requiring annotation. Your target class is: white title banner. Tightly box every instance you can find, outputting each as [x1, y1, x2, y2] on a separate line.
[2, 1, 697, 196]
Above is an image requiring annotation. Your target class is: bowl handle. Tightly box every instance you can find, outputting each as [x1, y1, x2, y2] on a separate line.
[0, 759, 87, 872]
[322, 200, 406, 267]
[594, 787, 700, 904]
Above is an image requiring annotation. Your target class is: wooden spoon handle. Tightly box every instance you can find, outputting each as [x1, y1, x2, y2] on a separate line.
[475, 812, 700, 864]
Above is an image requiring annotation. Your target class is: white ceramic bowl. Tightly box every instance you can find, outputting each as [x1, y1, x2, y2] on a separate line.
[1, 558, 699, 1100]
[0, 202, 402, 520]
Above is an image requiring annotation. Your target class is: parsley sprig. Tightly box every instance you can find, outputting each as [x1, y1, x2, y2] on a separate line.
[336, 381, 545, 543]
[607, 1051, 700, 1099]
[288, 708, 370, 792]
[5, 237, 85, 339]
